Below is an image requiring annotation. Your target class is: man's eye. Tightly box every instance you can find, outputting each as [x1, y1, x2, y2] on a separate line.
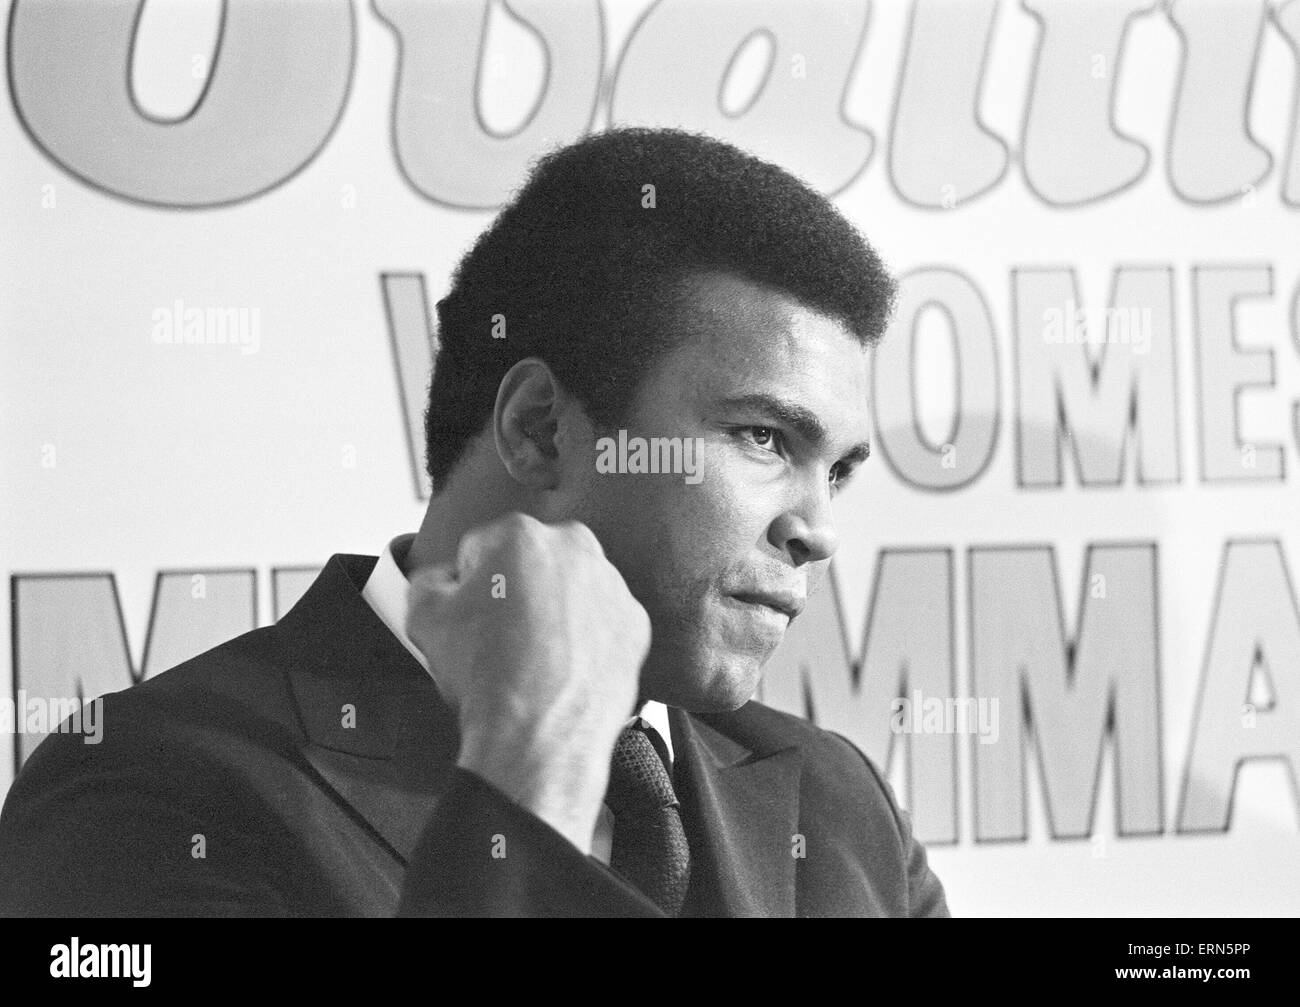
[738, 425, 782, 452]
[830, 461, 860, 492]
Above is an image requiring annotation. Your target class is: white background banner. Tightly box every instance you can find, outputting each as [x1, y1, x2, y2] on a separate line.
[3, 0, 1298, 915]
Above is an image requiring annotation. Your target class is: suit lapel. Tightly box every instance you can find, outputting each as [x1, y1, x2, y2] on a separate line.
[277, 555, 807, 914]
[670, 706, 803, 918]
[278, 554, 460, 865]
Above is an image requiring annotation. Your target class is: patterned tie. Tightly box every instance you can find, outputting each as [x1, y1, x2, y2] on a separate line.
[605, 720, 691, 916]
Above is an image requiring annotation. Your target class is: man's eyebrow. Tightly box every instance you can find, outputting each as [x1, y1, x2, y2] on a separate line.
[718, 393, 870, 463]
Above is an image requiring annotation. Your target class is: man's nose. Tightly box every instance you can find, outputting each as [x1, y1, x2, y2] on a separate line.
[767, 484, 838, 566]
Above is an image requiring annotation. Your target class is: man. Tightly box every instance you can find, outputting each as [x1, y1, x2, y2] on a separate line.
[0, 127, 948, 917]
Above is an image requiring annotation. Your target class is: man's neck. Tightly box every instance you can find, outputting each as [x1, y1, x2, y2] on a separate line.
[405, 460, 529, 575]
[403, 498, 465, 575]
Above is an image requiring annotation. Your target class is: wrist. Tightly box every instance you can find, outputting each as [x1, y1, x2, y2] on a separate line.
[455, 722, 614, 854]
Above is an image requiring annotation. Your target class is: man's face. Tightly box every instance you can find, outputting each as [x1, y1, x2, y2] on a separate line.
[560, 270, 874, 712]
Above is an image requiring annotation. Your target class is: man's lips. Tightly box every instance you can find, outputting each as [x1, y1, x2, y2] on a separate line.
[729, 591, 805, 620]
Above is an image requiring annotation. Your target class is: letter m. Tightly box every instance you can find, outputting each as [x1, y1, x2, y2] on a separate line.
[7, 570, 257, 780]
[101, 945, 131, 978]
[758, 551, 957, 844]
[969, 545, 1162, 840]
[1013, 267, 1179, 486]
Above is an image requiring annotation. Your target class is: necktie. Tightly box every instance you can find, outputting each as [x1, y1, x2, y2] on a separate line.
[605, 721, 691, 916]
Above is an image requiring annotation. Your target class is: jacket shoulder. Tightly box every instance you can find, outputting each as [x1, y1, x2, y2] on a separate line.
[693, 700, 950, 918]
[696, 700, 914, 840]
[10, 621, 304, 806]
[130, 622, 294, 711]
[698, 699, 884, 785]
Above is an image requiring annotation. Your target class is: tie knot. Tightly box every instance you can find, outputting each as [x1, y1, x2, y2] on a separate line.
[606, 722, 676, 816]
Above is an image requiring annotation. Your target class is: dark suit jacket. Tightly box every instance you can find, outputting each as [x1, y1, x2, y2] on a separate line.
[0, 553, 949, 917]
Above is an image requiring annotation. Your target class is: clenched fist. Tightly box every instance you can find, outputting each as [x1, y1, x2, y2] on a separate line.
[405, 512, 652, 853]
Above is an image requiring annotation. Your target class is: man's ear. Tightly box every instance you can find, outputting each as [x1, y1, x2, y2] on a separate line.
[492, 358, 565, 489]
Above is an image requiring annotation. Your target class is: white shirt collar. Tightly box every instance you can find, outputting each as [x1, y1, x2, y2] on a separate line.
[361, 533, 431, 673]
[360, 533, 674, 764]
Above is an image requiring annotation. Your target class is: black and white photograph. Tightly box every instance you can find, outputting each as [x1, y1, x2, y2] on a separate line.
[0, 0, 1295, 969]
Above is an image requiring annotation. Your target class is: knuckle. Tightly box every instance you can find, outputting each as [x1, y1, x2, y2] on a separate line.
[408, 566, 451, 600]
[497, 512, 546, 555]
[558, 520, 605, 557]
[458, 523, 493, 554]
[498, 511, 534, 534]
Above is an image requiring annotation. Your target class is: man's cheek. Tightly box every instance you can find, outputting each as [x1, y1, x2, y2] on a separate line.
[678, 455, 742, 522]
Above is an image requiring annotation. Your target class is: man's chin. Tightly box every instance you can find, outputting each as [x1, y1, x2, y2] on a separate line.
[640, 649, 765, 713]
